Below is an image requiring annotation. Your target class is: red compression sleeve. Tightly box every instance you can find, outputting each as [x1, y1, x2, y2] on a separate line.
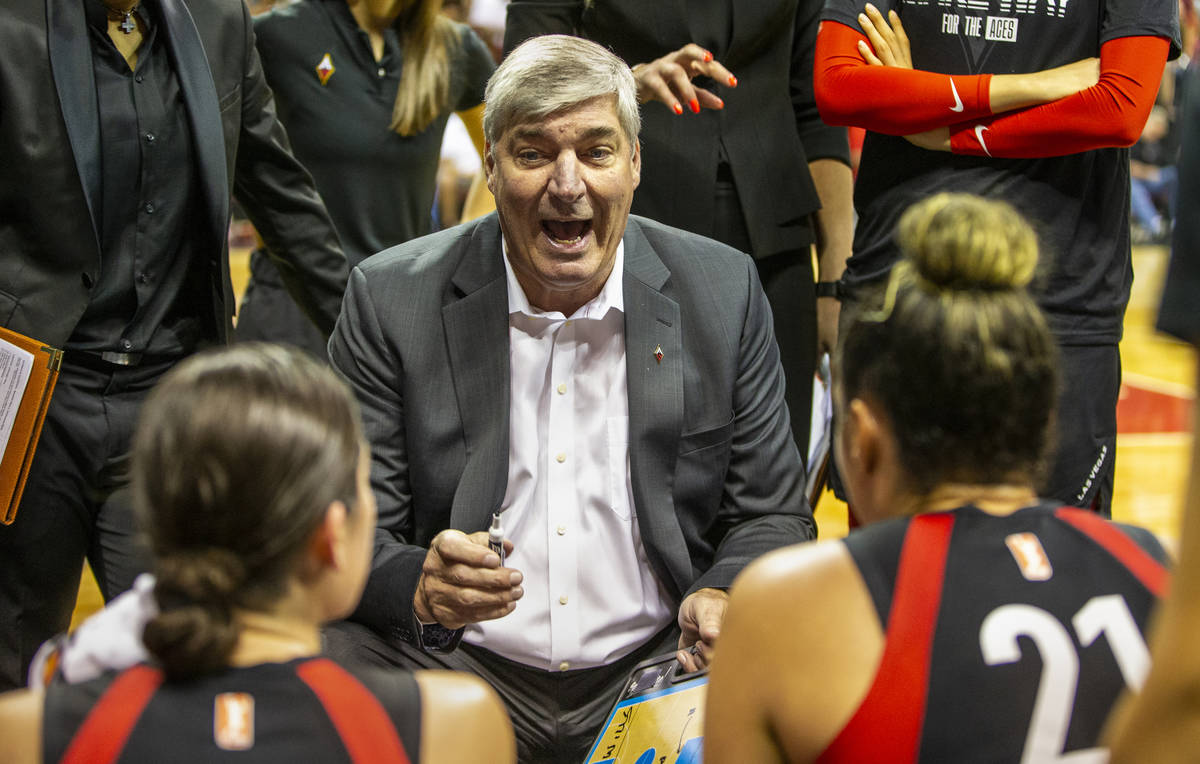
[950, 36, 1170, 157]
[814, 20, 993, 134]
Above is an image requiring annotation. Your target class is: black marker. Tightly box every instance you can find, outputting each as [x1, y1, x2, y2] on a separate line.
[488, 512, 505, 566]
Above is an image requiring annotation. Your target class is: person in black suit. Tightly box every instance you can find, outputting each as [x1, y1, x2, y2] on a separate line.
[504, 0, 855, 457]
[0, 0, 348, 690]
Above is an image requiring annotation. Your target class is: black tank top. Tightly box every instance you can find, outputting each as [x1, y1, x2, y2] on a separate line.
[820, 503, 1167, 763]
[43, 656, 421, 763]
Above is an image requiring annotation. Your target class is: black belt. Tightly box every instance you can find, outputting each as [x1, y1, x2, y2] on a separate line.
[63, 349, 178, 371]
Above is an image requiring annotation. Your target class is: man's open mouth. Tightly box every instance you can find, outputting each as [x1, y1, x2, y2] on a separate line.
[542, 219, 592, 245]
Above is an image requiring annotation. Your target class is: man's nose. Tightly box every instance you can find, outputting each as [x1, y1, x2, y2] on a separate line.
[548, 153, 584, 200]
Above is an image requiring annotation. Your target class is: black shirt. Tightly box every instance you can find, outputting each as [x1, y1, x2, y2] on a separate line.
[253, 0, 494, 267]
[72, 0, 214, 358]
[822, 0, 1180, 344]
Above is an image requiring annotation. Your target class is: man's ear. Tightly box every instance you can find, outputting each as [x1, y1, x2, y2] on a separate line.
[630, 139, 641, 189]
[484, 141, 497, 192]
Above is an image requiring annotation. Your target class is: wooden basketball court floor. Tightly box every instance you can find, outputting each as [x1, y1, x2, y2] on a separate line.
[69, 243, 1197, 625]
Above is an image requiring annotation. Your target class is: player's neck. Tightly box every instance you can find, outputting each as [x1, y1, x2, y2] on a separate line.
[919, 482, 1040, 516]
[229, 609, 322, 667]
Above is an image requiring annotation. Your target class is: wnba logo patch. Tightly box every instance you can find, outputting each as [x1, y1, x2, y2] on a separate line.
[214, 692, 255, 750]
[1005, 532, 1053, 581]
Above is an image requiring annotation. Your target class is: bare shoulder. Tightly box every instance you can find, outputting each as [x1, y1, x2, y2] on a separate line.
[710, 539, 885, 762]
[414, 671, 514, 764]
[0, 688, 44, 764]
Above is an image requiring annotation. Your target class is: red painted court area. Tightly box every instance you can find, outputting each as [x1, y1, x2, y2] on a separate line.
[1117, 382, 1194, 434]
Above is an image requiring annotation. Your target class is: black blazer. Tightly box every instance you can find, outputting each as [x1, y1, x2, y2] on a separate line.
[504, 0, 850, 259]
[0, 0, 347, 346]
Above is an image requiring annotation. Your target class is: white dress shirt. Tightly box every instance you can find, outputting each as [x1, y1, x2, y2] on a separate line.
[463, 242, 674, 671]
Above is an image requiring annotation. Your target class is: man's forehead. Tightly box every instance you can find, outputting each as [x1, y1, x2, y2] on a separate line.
[502, 96, 628, 143]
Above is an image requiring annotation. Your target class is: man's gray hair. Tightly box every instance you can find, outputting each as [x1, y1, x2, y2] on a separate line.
[484, 34, 641, 151]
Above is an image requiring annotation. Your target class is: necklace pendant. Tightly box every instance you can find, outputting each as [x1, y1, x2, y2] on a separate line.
[119, 10, 136, 33]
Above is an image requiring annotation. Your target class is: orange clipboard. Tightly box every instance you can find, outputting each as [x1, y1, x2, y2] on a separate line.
[0, 326, 62, 525]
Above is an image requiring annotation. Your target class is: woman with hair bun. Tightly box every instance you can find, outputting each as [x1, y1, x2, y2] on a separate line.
[705, 194, 1168, 763]
[0, 344, 514, 764]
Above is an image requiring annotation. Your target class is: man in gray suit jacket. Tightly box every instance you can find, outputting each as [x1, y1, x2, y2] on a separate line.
[327, 34, 814, 763]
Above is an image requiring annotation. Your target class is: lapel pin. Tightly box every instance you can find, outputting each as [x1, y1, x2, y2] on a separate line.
[315, 53, 335, 86]
[654, 344, 664, 364]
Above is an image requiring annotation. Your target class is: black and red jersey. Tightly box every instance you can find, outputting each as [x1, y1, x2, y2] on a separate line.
[42, 656, 420, 763]
[820, 503, 1167, 763]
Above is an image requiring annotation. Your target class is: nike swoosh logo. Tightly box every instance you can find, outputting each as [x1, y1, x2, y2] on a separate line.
[974, 125, 992, 156]
[949, 79, 964, 113]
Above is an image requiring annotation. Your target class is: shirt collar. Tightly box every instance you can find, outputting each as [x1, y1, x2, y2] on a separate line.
[502, 237, 626, 320]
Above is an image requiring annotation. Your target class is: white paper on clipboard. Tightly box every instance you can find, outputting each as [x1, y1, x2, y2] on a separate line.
[0, 336, 34, 459]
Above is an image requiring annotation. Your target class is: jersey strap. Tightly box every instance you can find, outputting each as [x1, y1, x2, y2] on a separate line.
[818, 512, 956, 763]
[60, 664, 163, 764]
[1054, 507, 1170, 597]
[295, 657, 412, 764]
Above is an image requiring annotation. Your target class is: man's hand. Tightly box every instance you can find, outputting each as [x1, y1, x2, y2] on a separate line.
[856, 4, 911, 69]
[413, 529, 523, 630]
[632, 43, 738, 115]
[676, 587, 730, 672]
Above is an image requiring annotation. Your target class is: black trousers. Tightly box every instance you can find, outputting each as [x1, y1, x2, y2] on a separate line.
[323, 620, 680, 764]
[0, 360, 161, 689]
[714, 174, 817, 459]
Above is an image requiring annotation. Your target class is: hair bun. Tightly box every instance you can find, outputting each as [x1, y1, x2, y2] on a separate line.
[897, 193, 1039, 293]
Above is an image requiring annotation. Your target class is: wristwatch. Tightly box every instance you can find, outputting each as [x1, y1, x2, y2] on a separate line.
[416, 617, 461, 651]
[815, 280, 842, 300]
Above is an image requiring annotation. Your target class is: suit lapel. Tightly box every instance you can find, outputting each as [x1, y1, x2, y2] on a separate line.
[158, 0, 229, 249]
[623, 220, 689, 600]
[46, 0, 102, 252]
[444, 219, 511, 533]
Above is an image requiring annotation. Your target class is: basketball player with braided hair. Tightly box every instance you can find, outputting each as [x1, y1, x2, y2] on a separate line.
[705, 194, 1168, 763]
[0, 344, 513, 764]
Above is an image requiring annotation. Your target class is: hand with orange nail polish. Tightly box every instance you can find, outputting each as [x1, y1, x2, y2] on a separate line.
[630, 42, 737, 115]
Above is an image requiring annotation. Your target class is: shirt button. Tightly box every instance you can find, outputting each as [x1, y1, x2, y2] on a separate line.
[557, 525, 566, 536]
[120, 339, 132, 350]
[555, 453, 566, 463]
[137, 272, 150, 284]
[556, 383, 566, 395]
[559, 661, 570, 672]
[134, 74, 143, 83]
[144, 132, 155, 143]
[143, 202, 155, 214]
[559, 595, 568, 605]
[377, 67, 386, 77]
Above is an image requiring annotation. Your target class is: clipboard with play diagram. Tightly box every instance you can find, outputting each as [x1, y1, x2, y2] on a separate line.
[583, 651, 707, 764]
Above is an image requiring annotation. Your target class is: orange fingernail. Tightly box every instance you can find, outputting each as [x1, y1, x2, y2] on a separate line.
[728, 75, 738, 87]
[703, 50, 713, 62]
[673, 102, 684, 115]
[689, 98, 700, 113]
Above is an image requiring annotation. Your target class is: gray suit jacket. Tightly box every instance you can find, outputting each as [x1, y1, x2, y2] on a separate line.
[330, 214, 814, 649]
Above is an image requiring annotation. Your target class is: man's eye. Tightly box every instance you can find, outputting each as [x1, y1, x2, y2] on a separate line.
[517, 150, 541, 162]
[586, 148, 612, 160]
